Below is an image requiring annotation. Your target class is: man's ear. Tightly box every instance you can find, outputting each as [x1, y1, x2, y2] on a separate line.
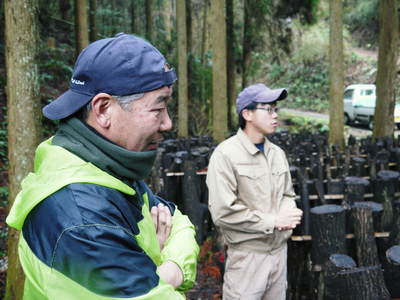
[88, 93, 114, 129]
[242, 109, 253, 122]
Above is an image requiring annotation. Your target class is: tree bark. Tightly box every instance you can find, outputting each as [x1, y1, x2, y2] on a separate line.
[145, 0, 154, 43]
[241, 0, 252, 90]
[182, 159, 208, 244]
[162, 1, 172, 42]
[177, 0, 188, 137]
[373, 0, 399, 138]
[89, 0, 97, 42]
[310, 204, 347, 266]
[328, 0, 345, 149]
[210, 0, 228, 142]
[4, 0, 42, 299]
[326, 265, 390, 300]
[351, 205, 380, 266]
[74, 0, 89, 56]
[200, 0, 209, 66]
[186, 0, 193, 106]
[226, 0, 236, 131]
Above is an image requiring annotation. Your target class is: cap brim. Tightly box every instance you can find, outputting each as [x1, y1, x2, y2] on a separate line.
[254, 88, 288, 103]
[43, 90, 93, 120]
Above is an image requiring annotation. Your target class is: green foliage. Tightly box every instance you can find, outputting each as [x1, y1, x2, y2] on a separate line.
[292, 20, 329, 63]
[0, 186, 8, 208]
[280, 112, 329, 133]
[39, 44, 73, 86]
[344, 0, 378, 30]
[188, 52, 213, 136]
[343, 0, 379, 47]
[269, 58, 329, 112]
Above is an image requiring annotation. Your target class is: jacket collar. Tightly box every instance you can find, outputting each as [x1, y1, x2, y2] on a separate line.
[236, 128, 272, 156]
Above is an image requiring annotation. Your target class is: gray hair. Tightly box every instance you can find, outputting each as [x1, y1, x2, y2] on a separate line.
[112, 93, 145, 111]
[78, 92, 145, 121]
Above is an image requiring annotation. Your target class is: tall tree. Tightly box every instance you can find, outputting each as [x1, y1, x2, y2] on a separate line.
[373, 0, 399, 138]
[4, 0, 42, 299]
[186, 0, 193, 103]
[241, 0, 269, 89]
[242, 0, 252, 89]
[177, 0, 189, 137]
[145, 0, 154, 42]
[328, 0, 344, 148]
[226, 0, 236, 130]
[131, 0, 137, 34]
[211, 0, 228, 142]
[74, 0, 89, 56]
[162, 1, 172, 42]
[89, 0, 97, 42]
[200, 0, 210, 65]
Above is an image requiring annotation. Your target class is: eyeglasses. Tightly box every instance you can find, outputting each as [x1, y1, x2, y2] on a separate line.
[255, 107, 279, 114]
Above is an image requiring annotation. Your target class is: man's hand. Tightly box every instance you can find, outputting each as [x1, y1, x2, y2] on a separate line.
[275, 207, 303, 231]
[157, 261, 184, 288]
[151, 203, 172, 250]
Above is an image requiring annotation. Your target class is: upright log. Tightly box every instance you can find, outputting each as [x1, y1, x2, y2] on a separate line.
[374, 170, 400, 203]
[324, 254, 356, 300]
[392, 148, 400, 171]
[182, 158, 208, 243]
[332, 266, 390, 300]
[344, 176, 369, 204]
[350, 157, 366, 177]
[350, 205, 380, 267]
[310, 205, 346, 266]
[384, 201, 400, 297]
[387, 245, 400, 265]
[298, 167, 310, 235]
[349, 201, 383, 233]
[376, 170, 400, 231]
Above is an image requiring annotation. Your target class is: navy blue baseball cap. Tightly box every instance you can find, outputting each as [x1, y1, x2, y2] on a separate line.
[43, 33, 177, 120]
[236, 83, 287, 114]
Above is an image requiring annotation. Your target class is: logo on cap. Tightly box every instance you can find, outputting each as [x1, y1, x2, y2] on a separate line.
[71, 78, 85, 85]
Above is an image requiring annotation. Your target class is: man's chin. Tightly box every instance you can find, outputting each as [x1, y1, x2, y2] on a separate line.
[146, 143, 159, 151]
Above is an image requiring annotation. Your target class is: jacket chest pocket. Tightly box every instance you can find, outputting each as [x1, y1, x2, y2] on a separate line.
[272, 169, 287, 197]
[236, 166, 267, 195]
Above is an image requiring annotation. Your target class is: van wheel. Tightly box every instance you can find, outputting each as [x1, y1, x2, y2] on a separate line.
[344, 114, 351, 125]
[368, 118, 374, 130]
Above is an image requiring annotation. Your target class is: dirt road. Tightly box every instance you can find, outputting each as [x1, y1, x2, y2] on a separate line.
[281, 108, 400, 139]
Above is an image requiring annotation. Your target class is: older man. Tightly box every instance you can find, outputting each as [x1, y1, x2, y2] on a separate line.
[7, 33, 199, 300]
[206, 83, 303, 300]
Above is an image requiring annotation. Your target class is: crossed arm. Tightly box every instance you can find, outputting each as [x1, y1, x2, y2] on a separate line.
[151, 203, 184, 288]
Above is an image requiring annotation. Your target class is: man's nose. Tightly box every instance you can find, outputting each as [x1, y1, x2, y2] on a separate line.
[160, 111, 172, 131]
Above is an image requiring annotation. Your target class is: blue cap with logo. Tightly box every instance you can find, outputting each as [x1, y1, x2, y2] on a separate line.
[236, 83, 287, 114]
[43, 33, 177, 120]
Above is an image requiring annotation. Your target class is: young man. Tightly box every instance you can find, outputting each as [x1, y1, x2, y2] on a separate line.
[7, 33, 199, 299]
[206, 83, 303, 300]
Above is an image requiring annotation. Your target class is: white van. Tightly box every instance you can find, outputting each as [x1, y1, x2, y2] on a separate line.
[343, 84, 400, 129]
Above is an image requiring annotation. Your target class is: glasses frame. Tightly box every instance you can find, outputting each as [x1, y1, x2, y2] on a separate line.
[254, 107, 279, 114]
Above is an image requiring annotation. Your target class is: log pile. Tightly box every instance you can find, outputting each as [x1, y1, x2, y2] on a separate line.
[150, 131, 400, 299]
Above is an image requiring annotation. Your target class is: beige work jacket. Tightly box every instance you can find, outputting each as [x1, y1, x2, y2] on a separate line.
[206, 129, 297, 253]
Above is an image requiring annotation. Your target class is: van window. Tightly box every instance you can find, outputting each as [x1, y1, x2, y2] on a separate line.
[344, 89, 353, 100]
[361, 89, 375, 96]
